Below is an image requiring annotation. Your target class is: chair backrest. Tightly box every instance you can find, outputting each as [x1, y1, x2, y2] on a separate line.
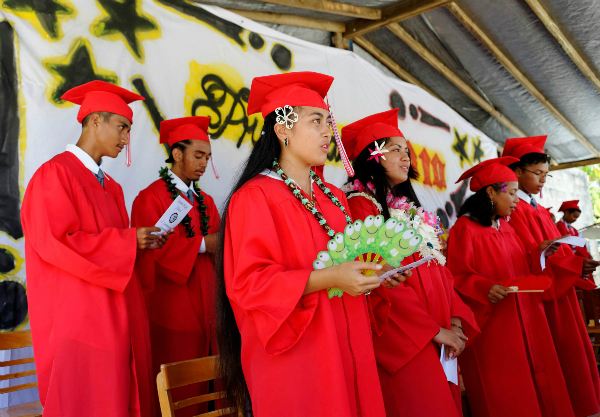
[0, 330, 38, 395]
[156, 355, 235, 417]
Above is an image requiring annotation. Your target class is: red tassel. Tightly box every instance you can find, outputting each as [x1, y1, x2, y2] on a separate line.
[326, 98, 354, 177]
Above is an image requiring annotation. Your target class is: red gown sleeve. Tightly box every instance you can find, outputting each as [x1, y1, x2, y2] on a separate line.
[20, 161, 137, 292]
[131, 188, 202, 287]
[347, 195, 390, 336]
[225, 186, 318, 355]
[509, 210, 586, 297]
[447, 221, 496, 307]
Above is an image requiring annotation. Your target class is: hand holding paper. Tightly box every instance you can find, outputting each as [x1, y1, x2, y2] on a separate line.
[540, 236, 586, 270]
[379, 255, 435, 282]
[137, 227, 172, 250]
[440, 345, 459, 385]
[153, 195, 194, 235]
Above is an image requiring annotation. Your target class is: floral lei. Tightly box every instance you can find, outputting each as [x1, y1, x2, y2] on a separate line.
[343, 179, 446, 265]
[159, 167, 210, 238]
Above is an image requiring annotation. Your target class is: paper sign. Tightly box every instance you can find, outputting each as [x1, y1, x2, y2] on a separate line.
[153, 195, 194, 235]
[540, 236, 586, 270]
[379, 255, 435, 282]
[440, 345, 459, 385]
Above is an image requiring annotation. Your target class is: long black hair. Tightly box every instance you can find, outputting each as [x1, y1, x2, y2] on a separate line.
[458, 183, 502, 227]
[347, 137, 421, 220]
[214, 112, 281, 416]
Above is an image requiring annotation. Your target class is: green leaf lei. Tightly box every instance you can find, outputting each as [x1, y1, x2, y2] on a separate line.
[272, 159, 352, 236]
[159, 166, 210, 238]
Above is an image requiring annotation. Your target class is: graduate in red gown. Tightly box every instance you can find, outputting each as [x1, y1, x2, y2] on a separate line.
[131, 116, 221, 416]
[215, 72, 389, 417]
[556, 200, 592, 259]
[341, 109, 478, 417]
[21, 81, 171, 417]
[503, 136, 600, 417]
[447, 157, 574, 417]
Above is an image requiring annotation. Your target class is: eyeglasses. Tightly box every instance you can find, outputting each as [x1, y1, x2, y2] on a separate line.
[523, 168, 553, 180]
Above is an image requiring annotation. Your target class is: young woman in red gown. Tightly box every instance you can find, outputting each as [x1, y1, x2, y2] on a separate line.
[447, 157, 574, 417]
[215, 72, 391, 417]
[341, 109, 478, 417]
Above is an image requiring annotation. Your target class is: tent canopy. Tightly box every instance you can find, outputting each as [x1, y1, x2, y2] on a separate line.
[197, 0, 600, 170]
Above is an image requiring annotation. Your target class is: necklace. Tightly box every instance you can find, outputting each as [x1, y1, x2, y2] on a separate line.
[159, 167, 210, 238]
[272, 159, 351, 236]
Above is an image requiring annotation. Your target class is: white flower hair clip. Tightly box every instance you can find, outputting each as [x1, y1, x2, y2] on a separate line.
[275, 105, 299, 129]
[367, 140, 389, 163]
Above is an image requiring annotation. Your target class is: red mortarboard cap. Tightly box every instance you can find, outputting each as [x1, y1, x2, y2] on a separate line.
[247, 72, 334, 117]
[456, 157, 519, 191]
[558, 200, 581, 212]
[159, 116, 211, 147]
[341, 109, 403, 160]
[501, 135, 547, 159]
[61, 80, 144, 123]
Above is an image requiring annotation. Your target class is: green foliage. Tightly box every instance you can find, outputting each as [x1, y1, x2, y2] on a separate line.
[579, 165, 600, 223]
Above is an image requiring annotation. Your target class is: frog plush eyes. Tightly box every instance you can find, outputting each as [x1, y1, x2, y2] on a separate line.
[394, 221, 406, 234]
[374, 215, 383, 227]
[385, 218, 398, 230]
[313, 251, 335, 270]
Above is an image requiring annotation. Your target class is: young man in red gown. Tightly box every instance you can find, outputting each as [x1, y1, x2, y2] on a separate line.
[132, 116, 220, 416]
[21, 81, 170, 417]
[504, 136, 600, 417]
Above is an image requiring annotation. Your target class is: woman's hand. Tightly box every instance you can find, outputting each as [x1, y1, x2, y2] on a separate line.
[306, 261, 382, 296]
[488, 284, 510, 303]
[433, 328, 467, 359]
[377, 264, 412, 289]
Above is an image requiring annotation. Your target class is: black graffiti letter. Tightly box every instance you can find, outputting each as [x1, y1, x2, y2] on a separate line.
[0, 22, 23, 239]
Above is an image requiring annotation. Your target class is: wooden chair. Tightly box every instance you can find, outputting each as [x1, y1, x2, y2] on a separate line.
[156, 355, 235, 417]
[0, 330, 43, 417]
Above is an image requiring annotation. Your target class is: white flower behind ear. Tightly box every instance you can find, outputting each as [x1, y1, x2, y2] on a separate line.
[275, 105, 299, 129]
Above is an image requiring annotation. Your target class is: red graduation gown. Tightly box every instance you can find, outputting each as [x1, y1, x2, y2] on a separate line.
[223, 175, 386, 417]
[21, 152, 153, 417]
[510, 200, 600, 417]
[556, 220, 592, 259]
[447, 216, 574, 417]
[348, 195, 478, 417]
[131, 179, 221, 417]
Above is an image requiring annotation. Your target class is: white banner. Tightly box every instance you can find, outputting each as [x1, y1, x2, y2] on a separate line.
[0, 1, 496, 332]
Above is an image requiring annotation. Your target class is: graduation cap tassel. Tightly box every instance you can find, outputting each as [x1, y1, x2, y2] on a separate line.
[126, 132, 132, 167]
[326, 98, 354, 178]
[211, 156, 220, 179]
[209, 135, 220, 179]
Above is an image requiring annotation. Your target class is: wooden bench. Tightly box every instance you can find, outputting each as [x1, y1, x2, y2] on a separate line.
[156, 355, 235, 417]
[0, 330, 42, 417]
